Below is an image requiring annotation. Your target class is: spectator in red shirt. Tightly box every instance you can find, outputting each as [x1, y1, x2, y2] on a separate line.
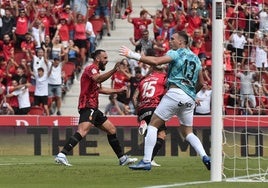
[0, 34, 15, 61]
[153, 35, 169, 57]
[176, 6, 187, 32]
[192, 28, 207, 62]
[21, 32, 36, 62]
[127, 9, 152, 45]
[0, 56, 7, 85]
[59, 5, 74, 40]
[73, 11, 88, 66]
[6, 58, 19, 85]
[38, 8, 54, 37]
[185, 6, 202, 36]
[232, 1, 247, 31]
[225, 0, 236, 40]
[14, 8, 29, 50]
[5, 78, 20, 114]
[88, 0, 98, 18]
[0, 71, 6, 106]
[152, 9, 164, 39]
[111, 60, 131, 104]
[55, 17, 70, 47]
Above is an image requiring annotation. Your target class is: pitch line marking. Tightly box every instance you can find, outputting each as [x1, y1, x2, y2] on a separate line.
[142, 180, 212, 188]
[0, 162, 36, 166]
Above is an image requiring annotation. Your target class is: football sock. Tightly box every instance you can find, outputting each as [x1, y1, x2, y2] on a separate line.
[143, 125, 158, 163]
[185, 133, 207, 158]
[151, 137, 164, 161]
[61, 132, 82, 155]
[107, 134, 124, 158]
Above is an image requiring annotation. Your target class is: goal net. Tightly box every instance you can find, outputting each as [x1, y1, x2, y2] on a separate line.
[220, 0, 268, 182]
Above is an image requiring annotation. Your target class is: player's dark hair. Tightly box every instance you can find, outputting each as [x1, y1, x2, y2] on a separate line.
[91, 49, 106, 60]
[177, 31, 189, 45]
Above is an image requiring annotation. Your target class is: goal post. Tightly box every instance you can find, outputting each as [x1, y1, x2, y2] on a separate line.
[212, 0, 268, 182]
[211, 0, 224, 182]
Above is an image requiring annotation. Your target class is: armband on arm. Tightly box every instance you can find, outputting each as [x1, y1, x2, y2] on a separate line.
[119, 46, 141, 61]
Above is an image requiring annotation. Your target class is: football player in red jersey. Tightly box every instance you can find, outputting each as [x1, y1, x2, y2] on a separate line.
[55, 49, 137, 166]
[132, 49, 167, 166]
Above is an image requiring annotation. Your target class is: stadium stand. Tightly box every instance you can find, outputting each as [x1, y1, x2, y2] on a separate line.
[27, 106, 45, 115]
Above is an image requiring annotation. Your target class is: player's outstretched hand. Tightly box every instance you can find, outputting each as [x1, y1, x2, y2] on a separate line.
[119, 46, 141, 61]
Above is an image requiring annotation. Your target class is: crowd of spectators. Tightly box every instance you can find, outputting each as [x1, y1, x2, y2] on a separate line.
[223, 0, 268, 115]
[0, 0, 113, 115]
[107, 0, 214, 115]
[107, 0, 268, 116]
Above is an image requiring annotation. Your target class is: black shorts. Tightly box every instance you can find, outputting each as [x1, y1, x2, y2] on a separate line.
[138, 107, 167, 132]
[34, 95, 48, 106]
[78, 108, 108, 127]
[74, 39, 87, 49]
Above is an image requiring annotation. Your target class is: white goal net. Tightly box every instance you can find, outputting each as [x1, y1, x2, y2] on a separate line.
[220, 0, 268, 182]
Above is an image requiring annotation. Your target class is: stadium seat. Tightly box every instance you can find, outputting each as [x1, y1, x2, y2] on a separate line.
[88, 18, 104, 40]
[27, 106, 45, 115]
[225, 106, 238, 115]
[62, 62, 75, 82]
[14, 51, 26, 64]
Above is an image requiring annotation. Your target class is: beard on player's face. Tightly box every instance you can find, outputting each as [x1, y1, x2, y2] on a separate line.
[99, 61, 106, 71]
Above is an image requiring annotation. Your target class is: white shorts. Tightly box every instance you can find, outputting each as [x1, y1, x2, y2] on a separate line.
[154, 88, 195, 126]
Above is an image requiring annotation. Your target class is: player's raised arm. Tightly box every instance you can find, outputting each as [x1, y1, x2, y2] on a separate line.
[119, 46, 171, 66]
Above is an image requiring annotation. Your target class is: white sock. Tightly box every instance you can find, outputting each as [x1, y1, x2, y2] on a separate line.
[185, 133, 207, 158]
[143, 125, 158, 163]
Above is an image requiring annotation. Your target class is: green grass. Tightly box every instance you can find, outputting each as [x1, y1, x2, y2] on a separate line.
[0, 156, 267, 188]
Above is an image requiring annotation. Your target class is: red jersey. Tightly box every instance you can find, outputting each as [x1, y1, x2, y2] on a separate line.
[177, 14, 187, 31]
[21, 41, 36, 55]
[0, 83, 6, 102]
[192, 36, 206, 54]
[111, 71, 129, 89]
[225, 6, 235, 40]
[58, 24, 69, 41]
[0, 41, 14, 61]
[88, 0, 98, 17]
[153, 17, 163, 33]
[131, 18, 152, 40]
[6, 86, 19, 108]
[185, 15, 202, 36]
[39, 16, 51, 36]
[74, 23, 87, 40]
[16, 16, 29, 35]
[78, 63, 100, 109]
[154, 41, 169, 57]
[137, 71, 166, 111]
[60, 11, 74, 32]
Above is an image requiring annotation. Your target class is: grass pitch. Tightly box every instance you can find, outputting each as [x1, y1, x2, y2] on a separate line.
[0, 156, 266, 188]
